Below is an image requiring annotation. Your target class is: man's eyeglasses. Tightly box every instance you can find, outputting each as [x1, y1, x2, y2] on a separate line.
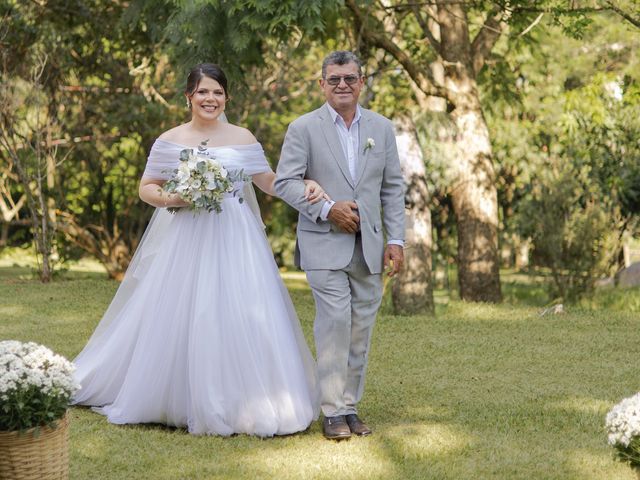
[325, 75, 361, 86]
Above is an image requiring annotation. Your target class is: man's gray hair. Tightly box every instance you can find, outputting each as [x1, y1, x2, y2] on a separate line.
[321, 51, 363, 79]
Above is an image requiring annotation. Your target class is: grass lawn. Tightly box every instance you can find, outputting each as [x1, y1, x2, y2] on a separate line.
[1, 256, 640, 479]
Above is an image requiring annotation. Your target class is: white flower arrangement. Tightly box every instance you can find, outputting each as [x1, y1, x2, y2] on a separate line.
[0, 340, 79, 431]
[364, 137, 375, 152]
[606, 392, 640, 467]
[163, 140, 249, 214]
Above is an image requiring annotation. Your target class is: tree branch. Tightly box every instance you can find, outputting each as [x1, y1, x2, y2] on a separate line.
[518, 12, 544, 36]
[605, 0, 640, 28]
[470, 6, 510, 76]
[381, 1, 479, 9]
[346, 0, 450, 100]
[411, 5, 442, 52]
[502, 3, 609, 15]
[0, 184, 26, 222]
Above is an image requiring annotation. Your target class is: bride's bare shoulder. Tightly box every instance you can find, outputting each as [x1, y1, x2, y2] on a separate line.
[157, 124, 190, 142]
[221, 123, 257, 145]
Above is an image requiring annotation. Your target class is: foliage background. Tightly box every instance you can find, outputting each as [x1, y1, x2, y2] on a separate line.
[1, 1, 639, 300]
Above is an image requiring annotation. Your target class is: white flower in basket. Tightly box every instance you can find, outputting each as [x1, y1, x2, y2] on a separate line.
[0, 340, 79, 431]
[0, 341, 77, 478]
[606, 392, 640, 469]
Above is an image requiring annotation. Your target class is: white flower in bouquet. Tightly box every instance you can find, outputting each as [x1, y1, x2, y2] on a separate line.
[606, 392, 640, 467]
[163, 140, 249, 214]
[176, 163, 191, 182]
[0, 340, 80, 431]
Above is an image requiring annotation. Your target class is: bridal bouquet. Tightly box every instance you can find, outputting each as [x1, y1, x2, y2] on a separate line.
[0, 340, 79, 431]
[163, 141, 249, 214]
[606, 392, 640, 468]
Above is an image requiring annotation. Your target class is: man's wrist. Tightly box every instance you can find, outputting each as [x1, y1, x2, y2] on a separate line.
[387, 239, 404, 247]
[320, 200, 335, 221]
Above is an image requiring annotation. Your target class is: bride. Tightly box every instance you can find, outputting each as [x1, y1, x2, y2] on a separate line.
[72, 63, 321, 436]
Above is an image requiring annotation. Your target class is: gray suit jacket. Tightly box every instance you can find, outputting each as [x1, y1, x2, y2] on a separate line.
[275, 103, 405, 274]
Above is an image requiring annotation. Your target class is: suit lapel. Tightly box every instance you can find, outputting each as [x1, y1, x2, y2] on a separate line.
[318, 105, 355, 188]
[354, 109, 371, 187]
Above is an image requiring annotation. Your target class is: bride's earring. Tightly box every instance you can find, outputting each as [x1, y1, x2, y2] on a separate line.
[186, 98, 192, 109]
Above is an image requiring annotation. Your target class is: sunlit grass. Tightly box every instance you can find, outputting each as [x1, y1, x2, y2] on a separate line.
[1, 252, 640, 479]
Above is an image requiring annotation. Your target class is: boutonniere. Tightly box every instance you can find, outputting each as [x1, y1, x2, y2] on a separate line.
[364, 137, 375, 153]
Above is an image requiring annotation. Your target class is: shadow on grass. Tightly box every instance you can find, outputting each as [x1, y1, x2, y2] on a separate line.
[366, 307, 640, 479]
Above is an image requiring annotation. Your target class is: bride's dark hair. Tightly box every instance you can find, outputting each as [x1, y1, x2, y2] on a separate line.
[185, 63, 229, 99]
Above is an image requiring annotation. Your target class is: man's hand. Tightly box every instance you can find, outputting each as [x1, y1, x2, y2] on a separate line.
[327, 201, 360, 233]
[384, 244, 404, 277]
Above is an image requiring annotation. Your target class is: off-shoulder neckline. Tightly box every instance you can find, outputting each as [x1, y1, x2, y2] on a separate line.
[155, 139, 261, 149]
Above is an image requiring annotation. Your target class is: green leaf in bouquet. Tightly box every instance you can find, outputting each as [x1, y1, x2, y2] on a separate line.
[162, 180, 177, 193]
[179, 148, 191, 161]
[197, 139, 210, 154]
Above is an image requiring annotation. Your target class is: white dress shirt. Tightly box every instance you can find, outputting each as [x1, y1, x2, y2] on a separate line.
[320, 103, 360, 220]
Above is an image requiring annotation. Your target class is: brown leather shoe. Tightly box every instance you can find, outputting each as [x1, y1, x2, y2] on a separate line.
[322, 415, 351, 440]
[345, 414, 372, 436]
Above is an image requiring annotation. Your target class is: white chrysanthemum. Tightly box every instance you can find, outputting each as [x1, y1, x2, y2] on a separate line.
[0, 340, 79, 398]
[606, 393, 640, 447]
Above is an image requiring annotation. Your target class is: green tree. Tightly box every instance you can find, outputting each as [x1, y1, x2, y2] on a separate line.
[340, 1, 640, 303]
[0, 0, 178, 278]
[484, 13, 640, 299]
[0, 58, 59, 281]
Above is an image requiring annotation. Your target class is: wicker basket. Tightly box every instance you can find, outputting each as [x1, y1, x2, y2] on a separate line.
[0, 412, 69, 480]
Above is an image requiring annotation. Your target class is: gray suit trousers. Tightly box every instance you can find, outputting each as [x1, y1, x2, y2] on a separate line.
[305, 234, 383, 417]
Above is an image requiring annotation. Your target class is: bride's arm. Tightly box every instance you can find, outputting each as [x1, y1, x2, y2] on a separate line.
[252, 172, 328, 204]
[251, 172, 277, 196]
[139, 177, 190, 208]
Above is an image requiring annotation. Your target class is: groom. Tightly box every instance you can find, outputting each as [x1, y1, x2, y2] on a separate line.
[275, 51, 405, 440]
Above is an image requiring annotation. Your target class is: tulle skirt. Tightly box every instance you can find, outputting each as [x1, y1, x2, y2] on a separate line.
[72, 200, 319, 436]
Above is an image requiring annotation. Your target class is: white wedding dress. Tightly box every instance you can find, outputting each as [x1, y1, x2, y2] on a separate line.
[72, 140, 319, 436]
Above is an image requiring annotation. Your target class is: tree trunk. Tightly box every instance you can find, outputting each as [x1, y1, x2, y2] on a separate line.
[35, 161, 52, 282]
[0, 223, 7, 247]
[515, 239, 530, 270]
[439, 5, 502, 302]
[7, 153, 53, 282]
[449, 105, 501, 301]
[345, 0, 503, 302]
[392, 117, 434, 315]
